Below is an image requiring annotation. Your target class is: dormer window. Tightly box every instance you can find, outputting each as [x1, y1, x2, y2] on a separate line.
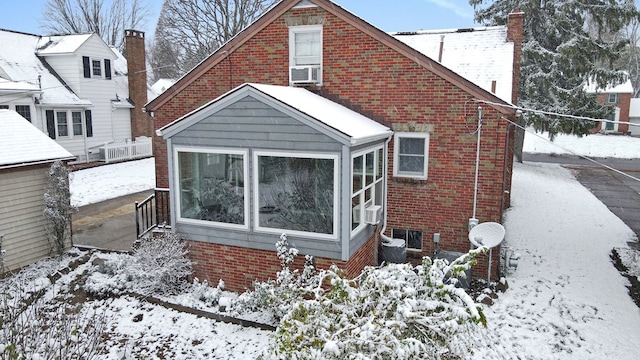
[289, 25, 322, 84]
[92, 60, 102, 76]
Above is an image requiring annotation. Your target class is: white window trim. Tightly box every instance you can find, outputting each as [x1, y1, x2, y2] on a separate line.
[253, 150, 339, 240]
[393, 132, 429, 180]
[53, 110, 89, 139]
[607, 93, 618, 104]
[289, 24, 323, 85]
[351, 144, 385, 234]
[174, 146, 250, 231]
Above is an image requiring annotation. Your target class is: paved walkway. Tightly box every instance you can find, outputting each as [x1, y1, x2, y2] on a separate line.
[523, 153, 640, 244]
[72, 190, 153, 252]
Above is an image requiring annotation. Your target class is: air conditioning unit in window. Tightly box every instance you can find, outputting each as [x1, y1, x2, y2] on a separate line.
[290, 66, 321, 84]
[364, 205, 382, 225]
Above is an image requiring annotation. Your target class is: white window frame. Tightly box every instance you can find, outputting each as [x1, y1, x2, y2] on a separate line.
[607, 93, 618, 104]
[174, 146, 249, 231]
[92, 59, 102, 77]
[289, 25, 322, 84]
[53, 110, 90, 139]
[393, 132, 429, 180]
[351, 145, 385, 234]
[253, 150, 339, 240]
[55, 110, 70, 138]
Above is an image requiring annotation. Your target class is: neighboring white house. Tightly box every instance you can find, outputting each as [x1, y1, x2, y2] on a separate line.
[0, 109, 74, 272]
[0, 28, 150, 163]
[628, 98, 640, 136]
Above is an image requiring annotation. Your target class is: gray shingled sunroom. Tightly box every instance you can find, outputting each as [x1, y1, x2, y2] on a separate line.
[157, 83, 393, 261]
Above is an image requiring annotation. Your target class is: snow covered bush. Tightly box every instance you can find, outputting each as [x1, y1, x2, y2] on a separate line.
[267, 247, 488, 360]
[230, 234, 319, 323]
[191, 278, 225, 306]
[85, 232, 193, 297]
[44, 160, 75, 255]
[130, 232, 193, 295]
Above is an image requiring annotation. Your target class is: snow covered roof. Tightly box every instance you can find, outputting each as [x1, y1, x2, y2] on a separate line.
[392, 26, 514, 103]
[36, 34, 93, 55]
[0, 29, 91, 106]
[159, 83, 392, 145]
[0, 77, 41, 92]
[149, 78, 176, 101]
[0, 110, 74, 168]
[585, 78, 634, 94]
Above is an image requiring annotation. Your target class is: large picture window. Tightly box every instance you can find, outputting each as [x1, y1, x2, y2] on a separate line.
[176, 148, 247, 228]
[352, 146, 384, 231]
[255, 152, 337, 238]
[393, 132, 429, 179]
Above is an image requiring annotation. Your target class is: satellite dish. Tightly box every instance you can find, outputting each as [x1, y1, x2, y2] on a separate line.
[468, 221, 506, 284]
[468, 222, 505, 248]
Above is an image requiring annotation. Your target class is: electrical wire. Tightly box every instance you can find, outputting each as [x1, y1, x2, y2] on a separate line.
[474, 98, 640, 128]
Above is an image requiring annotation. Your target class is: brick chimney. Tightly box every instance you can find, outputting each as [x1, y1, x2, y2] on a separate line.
[124, 29, 152, 138]
[507, 9, 524, 105]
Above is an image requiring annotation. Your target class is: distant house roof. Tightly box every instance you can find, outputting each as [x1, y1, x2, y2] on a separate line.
[36, 33, 93, 55]
[585, 77, 634, 94]
[158, 83, 393, 146]
[0, 110, 74, 168]
[392, 26, 514, 103]
[0, 29, 90, 106]
[149, 78, 176, 101]
[0, 29, 129, 107]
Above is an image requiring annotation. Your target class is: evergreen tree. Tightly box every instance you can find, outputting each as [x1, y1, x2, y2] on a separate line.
[469, 0, 637, 157]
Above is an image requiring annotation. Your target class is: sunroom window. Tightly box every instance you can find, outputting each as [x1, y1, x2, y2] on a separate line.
[255, 152, 337, 238]
[176, 148, 247, 228]
[352, 146, 384, 231]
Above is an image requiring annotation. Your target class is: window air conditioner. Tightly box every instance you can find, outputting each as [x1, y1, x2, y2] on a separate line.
[364, 205, 382, 225]
[290, 66, 320, 83]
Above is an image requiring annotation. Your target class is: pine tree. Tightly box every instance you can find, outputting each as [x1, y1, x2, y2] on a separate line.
[469, 0, 638, 148]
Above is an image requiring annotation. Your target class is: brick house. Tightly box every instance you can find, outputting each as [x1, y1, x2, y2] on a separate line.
[588, 79, 633, 134]
[145, 0, 523, 291]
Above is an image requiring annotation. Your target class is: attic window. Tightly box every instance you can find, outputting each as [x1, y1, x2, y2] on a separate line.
[607, 93, 618, 104]
[289, 25, 322, 84]
[92, 60, 102, 76]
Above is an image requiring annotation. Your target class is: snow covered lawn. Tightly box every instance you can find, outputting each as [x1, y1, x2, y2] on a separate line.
[70, 158, 155, 207]
[523, 131, 640, 158]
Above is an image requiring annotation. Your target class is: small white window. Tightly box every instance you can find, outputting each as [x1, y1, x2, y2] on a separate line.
[92, 60, 102, 76]
[393, 132, 429, 179]
[289, 25, 322, 84]
[607, 93, 618, 104]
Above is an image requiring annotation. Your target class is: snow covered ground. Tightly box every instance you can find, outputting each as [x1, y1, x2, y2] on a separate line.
[48, 133, 640, 358]
[70, 158, 155, 207]
[523, 131, 640, 158]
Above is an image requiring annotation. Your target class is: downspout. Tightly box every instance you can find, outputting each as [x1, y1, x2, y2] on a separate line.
[378, 135, 394, 242]
[470, 106, 483, 231]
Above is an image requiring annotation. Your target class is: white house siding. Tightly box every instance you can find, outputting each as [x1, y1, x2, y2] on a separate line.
[112, 107, 133, 140]
[628, 98, 640, 136]
[39, 35, 133, 161]
[0, 166, 53, 272]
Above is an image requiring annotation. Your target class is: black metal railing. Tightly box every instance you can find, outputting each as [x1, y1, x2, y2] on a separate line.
[135, 188, 170, 238]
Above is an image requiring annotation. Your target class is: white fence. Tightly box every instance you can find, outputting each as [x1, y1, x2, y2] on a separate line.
[102, 137, 153, 163]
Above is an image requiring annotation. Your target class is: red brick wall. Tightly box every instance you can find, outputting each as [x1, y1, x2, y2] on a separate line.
[152, 6, 513, 281]
[124, 30, 153, 139]
[189, 234, 378, 293]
